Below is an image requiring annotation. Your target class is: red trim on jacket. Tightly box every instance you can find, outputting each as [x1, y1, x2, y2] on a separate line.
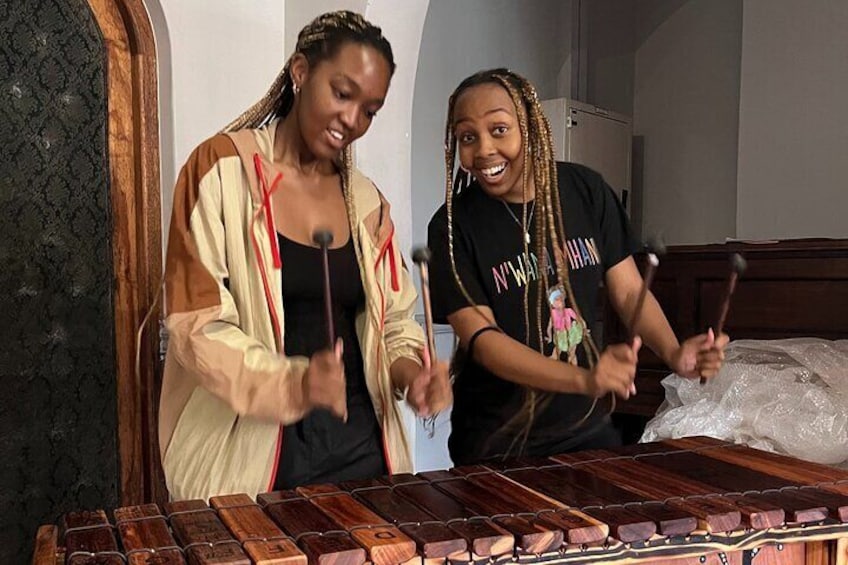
[254, 154, 283, 269]
[382, 426, 394, 475]
[371, 240, 397, 474]
[250, 153, 287, 487]
[373, 224, 400, 292]
[268, 426, 284, 491]
[248, 217, 282, 351]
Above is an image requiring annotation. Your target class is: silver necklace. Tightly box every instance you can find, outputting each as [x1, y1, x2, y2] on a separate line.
[501, 199, 536, 244]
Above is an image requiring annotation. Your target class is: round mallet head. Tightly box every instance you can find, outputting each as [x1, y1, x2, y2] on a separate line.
[412, 246, 432, 265]
[731, 253, 747, 275]
[411, 245, 437, 366]
[312, 229, 334, 249]
[646, 252, 659, 268]
[645, 234, 667, 257]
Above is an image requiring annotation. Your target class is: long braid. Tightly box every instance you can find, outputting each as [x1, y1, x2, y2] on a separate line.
[222, 10, 395, 132]
[490, 76, 533, 351]
[221, 65, 291, 132]
[488, 76, 538, 454]
[444, 69, 603, 456]
[444, 93, 483, 313]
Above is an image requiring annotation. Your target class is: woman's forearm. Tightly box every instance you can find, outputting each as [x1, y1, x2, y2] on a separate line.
[471, 330, 590, 394]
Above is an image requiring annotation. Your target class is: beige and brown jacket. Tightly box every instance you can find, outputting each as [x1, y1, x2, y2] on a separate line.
[160, 121, 425, 501]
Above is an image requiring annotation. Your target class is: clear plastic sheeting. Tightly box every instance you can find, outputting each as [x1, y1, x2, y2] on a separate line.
[641, 338, 848, 466]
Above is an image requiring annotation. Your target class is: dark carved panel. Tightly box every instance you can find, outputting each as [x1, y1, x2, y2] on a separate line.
[0, 0, 117, 562]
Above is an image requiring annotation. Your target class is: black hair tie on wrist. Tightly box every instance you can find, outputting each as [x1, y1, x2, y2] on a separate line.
[466, 324, 503, 361]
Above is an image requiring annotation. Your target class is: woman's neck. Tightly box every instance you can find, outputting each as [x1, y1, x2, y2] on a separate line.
[273, 115, 335, 177]
[501, 164, 537, 203]
[499, 182, 536, 204]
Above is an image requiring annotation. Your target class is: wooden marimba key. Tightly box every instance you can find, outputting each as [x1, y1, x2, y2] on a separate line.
[114, 503, 185, 564]
[338, 477, 469, 560]
[32, 437, 848, 565]
[258, 489, 365, 565]
[211, 494, 306, 564]
[377, 472, 515, 561]
[293, 484, 417, 565]
[60, 509, 123, 564]
[485, 459, 697, 540]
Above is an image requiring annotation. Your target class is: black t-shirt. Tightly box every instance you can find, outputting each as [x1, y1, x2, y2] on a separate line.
[427, 162, 639, 464]
[274, 233, 386, 489]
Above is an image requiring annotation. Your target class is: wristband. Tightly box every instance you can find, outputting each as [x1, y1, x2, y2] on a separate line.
[466, 324, 502, 361]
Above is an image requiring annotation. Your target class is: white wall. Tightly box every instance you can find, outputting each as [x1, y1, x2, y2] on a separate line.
[585, 0, 635, 117]
[633, 0, 742, 245]
[153, 0, 285, 230]
[356, 0, 433, 470]
[736, 0, 848, 240]
[284, 0, 366, 56]
[607, 0, 847, 244]
[411, 0, 572, 254]
[355, 0, 430, 263]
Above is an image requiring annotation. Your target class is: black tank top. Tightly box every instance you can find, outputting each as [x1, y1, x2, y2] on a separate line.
[273, 232, 386, 489]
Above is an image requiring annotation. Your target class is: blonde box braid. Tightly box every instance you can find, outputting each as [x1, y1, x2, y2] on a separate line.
[443, 69, 604, 456]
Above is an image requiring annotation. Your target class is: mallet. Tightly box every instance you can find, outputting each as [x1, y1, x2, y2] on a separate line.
[312, 229, 335, 349]
[701, 253, 747, 384]
[412, 246, 437, 363]
[627, 237, 665, 345]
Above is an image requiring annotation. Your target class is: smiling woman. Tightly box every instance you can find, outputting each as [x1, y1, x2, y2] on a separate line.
[427, 68, 729, 466]
[159, 10, 452, 501]
[452, 82, 528, 203]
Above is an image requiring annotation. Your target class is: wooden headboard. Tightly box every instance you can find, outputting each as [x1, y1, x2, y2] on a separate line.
[607, 239, 848, 421]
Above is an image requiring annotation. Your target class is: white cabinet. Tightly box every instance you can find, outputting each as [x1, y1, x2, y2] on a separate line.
[541, 98, 633, 214]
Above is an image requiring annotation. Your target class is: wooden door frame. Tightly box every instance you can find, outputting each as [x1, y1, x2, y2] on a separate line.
[87, 0, 165, 505]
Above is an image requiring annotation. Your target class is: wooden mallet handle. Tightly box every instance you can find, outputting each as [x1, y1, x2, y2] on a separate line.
[627, 252, 660, 346]
[412, 246, 437, 364]
[312, 229, 335, 348]
[624, 238, 663, 398]
[700, 253, 747, 384]
[716, 253, 747, 335]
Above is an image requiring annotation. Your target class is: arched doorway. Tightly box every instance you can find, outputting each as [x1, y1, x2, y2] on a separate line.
[86, 0, 165, 507]
[2, 0, 163, 558]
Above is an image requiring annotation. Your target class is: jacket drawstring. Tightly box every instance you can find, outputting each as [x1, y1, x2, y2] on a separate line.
[373, 226, 400, 292]
[253, 153, 283, 269]
[387, 240, 399, 292]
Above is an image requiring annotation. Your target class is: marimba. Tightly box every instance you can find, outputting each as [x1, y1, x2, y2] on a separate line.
[32, 437, 848, 564]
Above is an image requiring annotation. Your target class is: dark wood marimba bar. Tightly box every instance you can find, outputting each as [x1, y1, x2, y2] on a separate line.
[33, 437, 848, 564]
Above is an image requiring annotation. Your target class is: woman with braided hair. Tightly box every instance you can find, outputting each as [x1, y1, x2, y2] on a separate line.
[160, 11, 450, 500]
[427, 68, 728, 464]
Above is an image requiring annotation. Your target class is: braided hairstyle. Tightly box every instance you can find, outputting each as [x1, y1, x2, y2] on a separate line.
[220, 11, 395, 344]
[444, 69, 603, 455]
[223, 10, 394, 132]
[222, 11, 394, 230]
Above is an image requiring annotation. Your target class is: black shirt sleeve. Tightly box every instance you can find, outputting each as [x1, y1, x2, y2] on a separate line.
[427, 204, 489, 324]
[563, 163, 641, 271]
